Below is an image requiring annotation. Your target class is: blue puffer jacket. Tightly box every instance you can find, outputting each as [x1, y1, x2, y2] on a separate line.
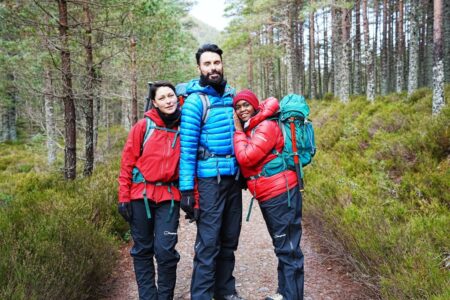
[179, 79, 238, 191]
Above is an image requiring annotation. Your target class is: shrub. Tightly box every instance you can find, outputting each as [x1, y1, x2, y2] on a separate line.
[306, 93, 449, 299]
[0, 126, 128, 299]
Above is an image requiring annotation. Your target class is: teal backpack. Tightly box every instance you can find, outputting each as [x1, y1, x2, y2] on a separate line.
[245, 94, 316, 221]
[260, 94, 316, 191]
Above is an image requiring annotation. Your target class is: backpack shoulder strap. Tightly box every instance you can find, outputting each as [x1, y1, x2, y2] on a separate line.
[141, 117, 155, 155]
[198, 93, 210, 123]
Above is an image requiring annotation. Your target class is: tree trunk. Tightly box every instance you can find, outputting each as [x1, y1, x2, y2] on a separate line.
[424, 0, 434, 87]
[130, 36, 138, 125]
[354, 0, 362, 94]
[58, 0, 76, 180]
[408, 0, 420, 95]
[340, 7, 351, 103]
[363, 0, 375, 101]
[309, 8, 317, 99]
[247, 36, 254, 90]
[418, 0, 427, 87]
[44, 67, 56, 165]
[332, 6, 342, 96]
[285, 0, 295, 94]
[444, 0, 450, 83]
[1, 74, 17, 142]
[297, 17, 305, 94]
[396, 0, 405, 92]
[331, 7, 337, 95]
[432, 0, 445, 115]
[323, 9, 329, 94]
[267, 23, 275, 96]
[83, 1, 95, 176]
[373, 0, 379, 93]
[381, 0, 388, 94]
[387, 1, 394, 92]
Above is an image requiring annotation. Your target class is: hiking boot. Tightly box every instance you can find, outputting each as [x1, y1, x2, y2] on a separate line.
[222, 293, 245, 300]
[265, 293, 284, 300]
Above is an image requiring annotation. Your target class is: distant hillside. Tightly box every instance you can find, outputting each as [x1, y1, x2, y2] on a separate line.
[185, 16, 220, 46]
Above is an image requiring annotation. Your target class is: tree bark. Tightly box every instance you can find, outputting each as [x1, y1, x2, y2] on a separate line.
[83, 1, 95, 176]
[432, 0, 445, 115]
[285, 0, 295, 94]
[354, 0, 362, 94]
[332, 6, 343, 97]
[373, 0, 379, 93]
[381, 0, 389, 94]
[309, 7, 317, 99]
[444, 0, 450, 83]
[363, 0, 375, 101]
[424, 0, 434, 87]
[130, 36, 138, 125]
[267, 22, 275, 96]
[323, 9, 329, 94]
[44, 67, 56, 165]
[408, 0, 420, 95]
[297, 16, 305, 94]
[1, 74, 17, 142]
[396, 0, 405, 92]
[340, 7, 351, 103]
[247, 36, 254, 90]
[58, 0, 76, 180]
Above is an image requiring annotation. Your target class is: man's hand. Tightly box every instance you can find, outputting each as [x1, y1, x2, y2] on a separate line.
[181, 190, 197, 222]
[118, 202, 132, 222]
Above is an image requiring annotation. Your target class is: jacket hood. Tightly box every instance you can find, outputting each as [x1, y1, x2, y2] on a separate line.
[244, 97, 280, 131]
[186, 79, 235, 98]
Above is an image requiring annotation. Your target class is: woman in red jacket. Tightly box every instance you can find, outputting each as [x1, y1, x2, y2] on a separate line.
[233, 90, 304, 300]
[118, 81, 181, 300]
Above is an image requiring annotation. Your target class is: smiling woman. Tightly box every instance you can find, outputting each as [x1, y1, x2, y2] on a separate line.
[118, 80, 182, 299]
[233, 90, 305, 299]
[152, 86, 178, 115]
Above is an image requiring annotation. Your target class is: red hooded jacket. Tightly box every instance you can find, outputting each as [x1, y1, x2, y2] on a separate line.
[118, 109, 181, 203]
[234, 97, 298, 202]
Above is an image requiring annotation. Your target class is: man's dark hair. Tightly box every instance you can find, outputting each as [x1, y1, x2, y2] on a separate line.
[195, 44, 223, 65]
[150, 80, 176, 100]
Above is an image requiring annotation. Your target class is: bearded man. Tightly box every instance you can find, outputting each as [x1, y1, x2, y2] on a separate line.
[179, 44, 243, 300]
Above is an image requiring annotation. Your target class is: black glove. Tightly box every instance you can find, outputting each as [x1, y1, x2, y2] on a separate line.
[118, 202, 132, 222]
[181, 190, 196, 221]
[191, 207, 200, 223]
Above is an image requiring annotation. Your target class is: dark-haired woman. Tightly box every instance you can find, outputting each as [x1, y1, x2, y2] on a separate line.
[233, 90, 304, 300]
[118, 81, 181, 300]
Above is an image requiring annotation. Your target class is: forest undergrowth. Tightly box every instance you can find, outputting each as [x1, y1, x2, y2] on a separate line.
[0, 87, 448, 299]
[305, 86, 449, 299]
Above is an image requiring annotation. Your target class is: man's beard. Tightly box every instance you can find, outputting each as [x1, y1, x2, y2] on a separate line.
[200, 70, 224, 87]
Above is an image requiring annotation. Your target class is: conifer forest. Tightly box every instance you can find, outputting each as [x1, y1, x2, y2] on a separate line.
[0, 1, 448, 299]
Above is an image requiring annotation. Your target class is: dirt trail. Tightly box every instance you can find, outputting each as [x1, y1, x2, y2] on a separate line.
[102, 192, 378, 300]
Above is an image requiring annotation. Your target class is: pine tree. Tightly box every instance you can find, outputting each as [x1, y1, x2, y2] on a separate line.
[432, 0, 445, 114]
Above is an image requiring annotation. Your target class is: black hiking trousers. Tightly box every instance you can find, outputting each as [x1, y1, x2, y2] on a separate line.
[260, 187, 304, 300]
[129, 199, 180, 300]
[190, 176, 243, 300]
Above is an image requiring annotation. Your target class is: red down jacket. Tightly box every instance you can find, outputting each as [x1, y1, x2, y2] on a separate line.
[234, 97, 298, 202]
[118, 108, 181, 203]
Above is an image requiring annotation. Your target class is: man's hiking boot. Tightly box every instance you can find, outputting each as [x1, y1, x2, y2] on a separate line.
[265, 293, 284, 300]
[222, 293, 244, 300]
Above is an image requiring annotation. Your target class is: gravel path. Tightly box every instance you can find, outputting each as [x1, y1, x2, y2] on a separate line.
[102, 192, 378, 300]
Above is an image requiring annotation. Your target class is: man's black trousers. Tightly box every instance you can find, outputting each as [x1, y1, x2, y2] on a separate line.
[190, 176, 243, 300]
